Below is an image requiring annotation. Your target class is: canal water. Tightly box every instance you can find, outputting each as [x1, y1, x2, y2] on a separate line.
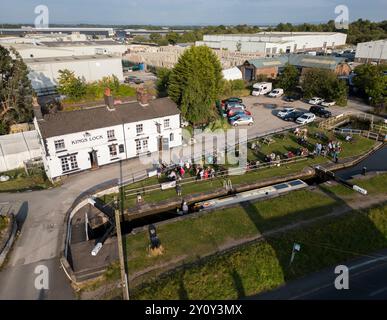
[336, 146, 387, 179]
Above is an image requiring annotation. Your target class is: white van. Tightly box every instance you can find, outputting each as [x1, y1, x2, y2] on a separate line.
[252, 82, 272, 96]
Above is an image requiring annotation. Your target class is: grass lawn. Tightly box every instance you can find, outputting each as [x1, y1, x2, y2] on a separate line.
[124, 188, 340, 276]
[0, 169, 53, 192]
[0, 215, 9, 233]
[133, 203, 387, 299]
[319, 172, 387, 197]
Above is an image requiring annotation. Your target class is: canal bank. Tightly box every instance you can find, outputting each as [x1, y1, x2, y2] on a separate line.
[65, 141, 385, 285]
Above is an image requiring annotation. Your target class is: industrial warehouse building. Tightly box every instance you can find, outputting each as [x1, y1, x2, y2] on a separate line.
[355, 39, 387, 64]
[33, 96, 182, 180]
[196, 32, 347, 55]
[1, 40, 127, 60]
[25, 54, 124, 95]
[240, 54, 351, 81]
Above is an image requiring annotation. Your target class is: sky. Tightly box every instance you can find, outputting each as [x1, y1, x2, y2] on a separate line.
[0, 0, 386, 26]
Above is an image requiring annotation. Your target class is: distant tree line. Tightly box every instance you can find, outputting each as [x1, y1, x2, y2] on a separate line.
[131, 19, 386, 46]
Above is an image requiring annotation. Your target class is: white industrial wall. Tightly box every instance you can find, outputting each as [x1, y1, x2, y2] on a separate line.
[0, 130, 41, 173]
[355, 40, 387, 61]
[27, 57, 124, 90]
[12, 44, 127, 59]
[198, 33, 347, 53]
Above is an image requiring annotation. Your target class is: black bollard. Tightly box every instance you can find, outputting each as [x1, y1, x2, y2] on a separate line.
[362, 166, 367, 176]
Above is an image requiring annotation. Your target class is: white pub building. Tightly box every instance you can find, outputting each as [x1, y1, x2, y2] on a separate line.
[33, 92, 182, 181]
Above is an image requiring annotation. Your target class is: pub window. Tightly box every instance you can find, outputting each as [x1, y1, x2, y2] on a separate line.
[142, 139, 148, 151]
[119, 144, 125, 153]
[170, 133, 174, 142]
[69, 155, 78, 169]
[109, 144, 117, 157]
[107, 129, 115, 140]
[136, 123, 143, 134]
[54, 139, 65, 151]
[164, 119, 170, 128]
[136, 140, 141, 152]
[61, 157, 70, 172]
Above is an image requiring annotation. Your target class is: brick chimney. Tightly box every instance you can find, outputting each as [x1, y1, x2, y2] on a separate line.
[136, 87, 149, 107]
[32, 96, 43, 120]
[104, 87, 115, 111]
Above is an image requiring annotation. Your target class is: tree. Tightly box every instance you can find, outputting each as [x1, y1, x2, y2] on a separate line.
[168, 46, 223, 125]
[301, 69, 348, 105]
[277, 63, 299, 93]
[0, 45, 33, 134]
[353, 64, 387, 106]
[166, 32, 179, 45]
[57, 69, 87, 100]
[156, 67, 172, 97]
[149, 33, 162, 43]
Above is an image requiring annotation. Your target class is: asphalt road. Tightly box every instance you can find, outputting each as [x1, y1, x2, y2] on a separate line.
[254, 248, 387, 300]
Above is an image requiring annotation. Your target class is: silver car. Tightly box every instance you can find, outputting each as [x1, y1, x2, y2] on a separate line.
[229, 115, 254, 126]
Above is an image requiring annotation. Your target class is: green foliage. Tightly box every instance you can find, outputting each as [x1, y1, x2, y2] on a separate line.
[353, 63, 387, 106]
[57, 69, 87, 99]
[58, 69, 135, 103]
[0, 45, 33, 134]
[301, 69, 348, 105]
[168, 46, 223, 125]
[156, 67, 172, 97]
[276, 63, 299, 93]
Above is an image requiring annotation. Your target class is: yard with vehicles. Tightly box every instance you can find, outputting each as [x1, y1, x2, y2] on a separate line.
[83, 172, 387, 300]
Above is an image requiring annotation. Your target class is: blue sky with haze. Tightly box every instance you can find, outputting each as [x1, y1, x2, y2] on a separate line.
[0, 0, 386, 25]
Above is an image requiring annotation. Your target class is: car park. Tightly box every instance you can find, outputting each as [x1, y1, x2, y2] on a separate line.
[268, 88, 284, 98]
[296, 112, 316, 124]
[229, 115, 254, 126]
[308, 97, 324, 105]
[309, 105, 332, 118]
[277, 107, 296, 118]
[321, 100, 336, 107]
[282, 110, 305, 122]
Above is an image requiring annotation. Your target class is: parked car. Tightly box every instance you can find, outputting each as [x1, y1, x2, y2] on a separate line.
[221, 97, 242, 107]
[124, 76, 136, 83]
[227, 106, 247, 116]
[134, 78, 144, 84]
[283, 93, 301, 102]
[277, 107, 296, 118]
[226, 103, 246, 111]
[309, 105, 332, 118]
[268, 88, 284, 98]
[296, 112, 316, 125]
[229, 115, 254, 126]
[228, 110, 252, 121]
[308, 97, 324, 105]
[321, 100, 336, 107]
[282, 110, 305, 122]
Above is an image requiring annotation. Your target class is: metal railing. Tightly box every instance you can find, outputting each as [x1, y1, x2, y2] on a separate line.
[123, 155, 309, 199]
[333, 127, 380, 141]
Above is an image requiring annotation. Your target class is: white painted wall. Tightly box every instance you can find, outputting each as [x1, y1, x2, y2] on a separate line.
[35, 114, 182, 180]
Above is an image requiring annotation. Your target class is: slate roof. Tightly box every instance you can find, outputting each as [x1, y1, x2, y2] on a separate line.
[37, 97, 180, 139]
